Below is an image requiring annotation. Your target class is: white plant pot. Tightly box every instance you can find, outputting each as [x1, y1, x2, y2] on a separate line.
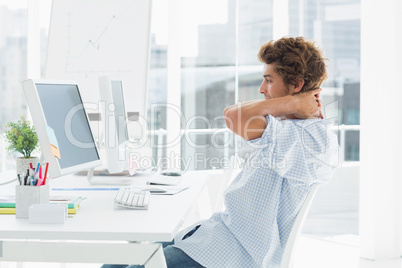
[16, 157, 39, 177]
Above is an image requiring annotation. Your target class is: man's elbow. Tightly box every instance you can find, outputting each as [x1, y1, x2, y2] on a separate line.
[223, 106, 234, 119]
[223, 107, 237, 130]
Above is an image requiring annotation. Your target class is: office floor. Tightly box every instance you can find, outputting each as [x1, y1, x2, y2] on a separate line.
[294, 235, 402, 268]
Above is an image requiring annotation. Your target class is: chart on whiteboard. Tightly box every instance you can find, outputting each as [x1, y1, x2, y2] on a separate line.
[65, 1, 133, 74]
[46, 0, 150, 80]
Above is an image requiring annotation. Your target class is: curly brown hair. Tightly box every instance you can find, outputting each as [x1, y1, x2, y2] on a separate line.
[258, 36, 327, 92]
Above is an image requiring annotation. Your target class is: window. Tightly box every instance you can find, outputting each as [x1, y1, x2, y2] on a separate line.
[149, 0, 360, 169]
[0, 4, 28, 171]
[147, 0, 274, 170]
[0, 1, 51, 171]
[289, 0, 361, 163]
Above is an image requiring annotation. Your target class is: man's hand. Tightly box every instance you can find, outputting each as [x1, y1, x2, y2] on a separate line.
[293, 88, 323, 119]
[316, 98, 324, 119]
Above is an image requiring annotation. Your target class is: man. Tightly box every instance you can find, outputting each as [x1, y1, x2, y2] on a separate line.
[102, 36, 339, 268]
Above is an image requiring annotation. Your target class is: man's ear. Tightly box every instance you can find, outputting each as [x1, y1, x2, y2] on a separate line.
[293, 77, 305, 93]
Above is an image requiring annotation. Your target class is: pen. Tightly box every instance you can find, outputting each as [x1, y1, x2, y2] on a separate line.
[43, 162, 49, 185]
[24, 169, 29, 185]
[37, 166, 43, 186]
[37, 178, 44, 186]
[36, 163, 40, 173]
[30, 163, 33, 169]
[17, 174, 22, 185]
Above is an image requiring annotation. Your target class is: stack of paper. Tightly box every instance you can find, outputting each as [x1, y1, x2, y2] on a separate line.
[0, 195, 85, 214]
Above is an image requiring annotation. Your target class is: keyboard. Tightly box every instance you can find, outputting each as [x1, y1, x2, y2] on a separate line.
[114, 188, 150, 210]
[148, 174, 182, 186]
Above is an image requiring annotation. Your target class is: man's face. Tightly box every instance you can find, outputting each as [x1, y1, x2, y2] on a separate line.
[259, 63, 295, 99]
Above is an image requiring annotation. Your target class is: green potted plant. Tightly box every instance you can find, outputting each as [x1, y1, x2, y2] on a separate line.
[3, 116, 40, 175]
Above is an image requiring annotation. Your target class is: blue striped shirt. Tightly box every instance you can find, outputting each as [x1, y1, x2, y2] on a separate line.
[174, 115, 339, 267]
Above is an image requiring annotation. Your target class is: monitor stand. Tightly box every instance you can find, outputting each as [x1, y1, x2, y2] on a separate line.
[85, 168, 133, 185]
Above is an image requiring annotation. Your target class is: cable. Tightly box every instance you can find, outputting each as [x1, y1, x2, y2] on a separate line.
[0, 178, 18, 186]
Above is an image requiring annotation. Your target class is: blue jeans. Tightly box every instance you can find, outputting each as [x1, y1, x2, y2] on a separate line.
[100, 226, 203, 268]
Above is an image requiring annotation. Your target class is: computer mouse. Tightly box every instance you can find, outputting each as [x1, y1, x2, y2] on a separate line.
[142, 187, 167, 193]
[160, 169, 182, 176]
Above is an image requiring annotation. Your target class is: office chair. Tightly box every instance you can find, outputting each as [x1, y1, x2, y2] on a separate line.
[280, 184, 319, 268]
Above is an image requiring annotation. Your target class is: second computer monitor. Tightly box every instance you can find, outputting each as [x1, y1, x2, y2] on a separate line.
[97, 75, 129, 174]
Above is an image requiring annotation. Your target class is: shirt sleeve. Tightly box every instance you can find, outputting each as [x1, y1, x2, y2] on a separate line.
[248, 115, 339, 185]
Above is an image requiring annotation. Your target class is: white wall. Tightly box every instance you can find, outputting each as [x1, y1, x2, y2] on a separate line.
[360, 0, 402, 260]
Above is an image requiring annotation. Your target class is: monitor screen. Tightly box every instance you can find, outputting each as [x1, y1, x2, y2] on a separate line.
[22, 79, 102, 179]
[35, 83, 100, 169]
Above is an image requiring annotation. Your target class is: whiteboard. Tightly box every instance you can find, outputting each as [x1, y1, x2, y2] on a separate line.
[45, 0, 152, 139]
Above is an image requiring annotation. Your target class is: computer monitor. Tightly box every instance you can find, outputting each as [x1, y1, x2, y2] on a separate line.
[96, 75, 129, 174]
[22, 79, 102, 179]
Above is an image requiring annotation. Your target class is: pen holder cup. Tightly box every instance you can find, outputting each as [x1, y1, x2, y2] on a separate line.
[15, 184, 49, 219]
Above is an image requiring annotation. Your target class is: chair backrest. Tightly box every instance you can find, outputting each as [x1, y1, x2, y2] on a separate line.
[280, 184, 319, 268]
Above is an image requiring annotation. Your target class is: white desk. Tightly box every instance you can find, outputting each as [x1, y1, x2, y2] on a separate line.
[0, 170, 208, 267]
